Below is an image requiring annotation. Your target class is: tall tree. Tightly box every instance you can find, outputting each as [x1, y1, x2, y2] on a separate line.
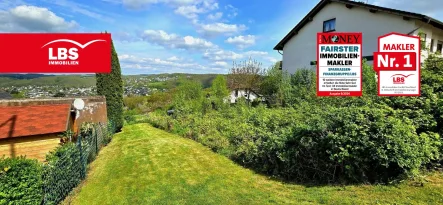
[228, 58, 264, 102]
[96, 34, 124, 132]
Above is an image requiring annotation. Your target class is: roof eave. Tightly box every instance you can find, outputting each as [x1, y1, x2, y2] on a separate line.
[273, 0, 443, 51]
[273, 0, 330, 50]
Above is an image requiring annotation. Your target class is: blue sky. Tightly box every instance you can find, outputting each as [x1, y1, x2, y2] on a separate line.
[0, 0, 441, 75]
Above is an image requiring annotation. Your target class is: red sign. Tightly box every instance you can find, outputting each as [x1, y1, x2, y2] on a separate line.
[0, 33, 111, 73]
[373, 32, 420, 96]
[317, 32, 362, 97]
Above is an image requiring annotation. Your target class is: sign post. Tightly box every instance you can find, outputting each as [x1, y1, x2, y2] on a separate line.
[373, 32, 420, 96]
[317, 32, 362, 97]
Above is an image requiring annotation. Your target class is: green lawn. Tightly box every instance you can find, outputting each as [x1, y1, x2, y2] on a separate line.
[66, 123, 443, 205]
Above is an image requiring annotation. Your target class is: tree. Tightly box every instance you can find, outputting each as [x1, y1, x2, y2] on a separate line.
[96, 35, 124, 132]
[11, 92, 25, 99]
[53, 92, 66, 97]
[210, 75, 230, 109]
[260, 62, 291, 107]
[228, 58, 264, 103]
[173, 79, 204, 115]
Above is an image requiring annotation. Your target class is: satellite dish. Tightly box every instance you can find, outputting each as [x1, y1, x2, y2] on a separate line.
[73, 99, 85, 110]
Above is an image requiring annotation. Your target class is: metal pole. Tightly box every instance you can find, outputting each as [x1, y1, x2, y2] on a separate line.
[95, 126, 98, 155]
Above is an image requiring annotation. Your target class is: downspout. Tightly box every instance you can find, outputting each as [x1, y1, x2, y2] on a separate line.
[277, 50, 283, 70]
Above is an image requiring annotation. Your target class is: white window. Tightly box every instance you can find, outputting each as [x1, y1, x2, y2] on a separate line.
[437, 41, 443, 54]
[323, 18, 336, 32]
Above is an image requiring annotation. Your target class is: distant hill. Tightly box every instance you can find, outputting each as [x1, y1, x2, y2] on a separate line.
[0, 75, 96, 87]
[0, 74, 55, 79]
[0, 74, 221, 89]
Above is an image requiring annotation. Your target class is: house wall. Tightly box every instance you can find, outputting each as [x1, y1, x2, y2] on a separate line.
[0, 96, 107, 133]
[0, 133, 61, 161]
[412, 21, 443, 60]
[230, 90, 258, 103]
[282, 2, 418, 74]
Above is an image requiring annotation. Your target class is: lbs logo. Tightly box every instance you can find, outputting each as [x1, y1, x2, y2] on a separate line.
[391, 74, 414, 84]
[0, 33, 111, 73]
[42, 39, 106, 66]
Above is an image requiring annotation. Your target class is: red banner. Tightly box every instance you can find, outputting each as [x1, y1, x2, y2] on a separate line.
[0, 33, 111, 73]
[372, 32, 420, 96]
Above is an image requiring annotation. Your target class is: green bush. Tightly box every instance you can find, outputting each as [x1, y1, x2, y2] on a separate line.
[42, 143, 83, 205]
[0, 157, 43, 205]
[123, 96, 146, 111]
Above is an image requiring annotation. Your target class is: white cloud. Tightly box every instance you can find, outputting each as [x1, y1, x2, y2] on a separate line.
[174, 5, 203, 19]
[213, 61, 228, 67]
[225, 4, 238, 18]
[119, 0, 216, 11]
[203, 49, 278, 65]
[174, 0, 218, 20]
[203, 49, 243, 61]
[243, 51, 268, 56]
[225, 35, 256, 49]
[141, 29, 216, 50]
[120, 0, 197, 8]
[198, 22, 247, 37]
[167, 56, 181, 61]
[0, 5, 78, 32]
[119, 54, 226, 73]
[207, 12, 223, 20]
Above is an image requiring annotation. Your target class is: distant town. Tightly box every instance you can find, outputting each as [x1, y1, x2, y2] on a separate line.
[0, 74, 216, 99]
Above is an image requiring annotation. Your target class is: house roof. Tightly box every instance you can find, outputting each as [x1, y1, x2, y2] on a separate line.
[274, 0, 443, 50]
[0, 104, 71, 139]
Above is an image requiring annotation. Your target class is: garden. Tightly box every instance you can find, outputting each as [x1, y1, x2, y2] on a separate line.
[143, 53, 443, 184]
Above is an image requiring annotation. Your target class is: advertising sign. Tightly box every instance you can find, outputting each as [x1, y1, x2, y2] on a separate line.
[0, 33, 111, 73]
[373, 32, 420, 96]
[317, 32, 362, 96]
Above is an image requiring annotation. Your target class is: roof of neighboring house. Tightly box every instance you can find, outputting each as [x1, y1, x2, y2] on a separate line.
[274, 0, 443, 50]
[0, 92, 12, 99]
[0, 104, 71, 139]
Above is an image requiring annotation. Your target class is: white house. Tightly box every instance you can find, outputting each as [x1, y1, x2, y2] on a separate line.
[274, 0, 443, 74]
[229, 89, 261, 103]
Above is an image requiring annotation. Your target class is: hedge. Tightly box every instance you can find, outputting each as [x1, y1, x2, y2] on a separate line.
[0, 157, 43, 205]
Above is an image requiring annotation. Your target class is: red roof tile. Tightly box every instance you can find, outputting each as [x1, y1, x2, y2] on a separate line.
[0, 104, 71, 139]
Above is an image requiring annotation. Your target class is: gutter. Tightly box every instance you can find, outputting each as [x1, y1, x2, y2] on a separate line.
[407, 17, 432, 35]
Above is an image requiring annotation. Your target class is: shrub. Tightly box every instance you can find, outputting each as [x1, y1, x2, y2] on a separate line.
[123, 96, 146, 111]
[0, 156, 43, 205]
[283, 106, 440, 182]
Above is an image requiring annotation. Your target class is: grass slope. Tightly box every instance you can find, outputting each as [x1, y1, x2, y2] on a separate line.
[66, 124, 443, 205]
